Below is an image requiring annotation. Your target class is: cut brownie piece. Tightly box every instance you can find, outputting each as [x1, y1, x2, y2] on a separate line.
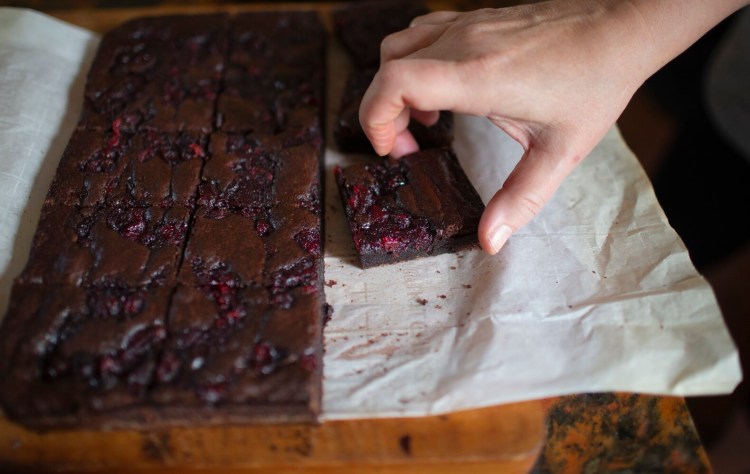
[146, 285, 322, 424]
[47, 124, 206, 208]
[333, 0, 429, 68]
[0, 283, 170, 429]
[81, 14, 227, 133]
[197, 134, 320, 219]
[217, 12, 324, 137]
[335, 148, 484, 268]
[334, 69, 453, 153]
[19, 203, 190, 287]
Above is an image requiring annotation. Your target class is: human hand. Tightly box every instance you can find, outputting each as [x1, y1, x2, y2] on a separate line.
[359, 0, 748, 255]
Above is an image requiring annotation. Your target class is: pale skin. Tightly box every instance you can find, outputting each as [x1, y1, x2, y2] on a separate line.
[360, 0, 750, 255]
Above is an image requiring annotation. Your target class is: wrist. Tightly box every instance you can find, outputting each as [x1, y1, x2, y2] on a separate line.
[600, 0, 749, 79]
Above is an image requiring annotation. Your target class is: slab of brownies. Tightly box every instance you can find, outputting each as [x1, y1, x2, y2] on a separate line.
[0, 12, 326, 430]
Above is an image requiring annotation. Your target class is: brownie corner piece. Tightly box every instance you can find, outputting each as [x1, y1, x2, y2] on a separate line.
[335, 148, 484, 268]
[0, 283, 171, 429]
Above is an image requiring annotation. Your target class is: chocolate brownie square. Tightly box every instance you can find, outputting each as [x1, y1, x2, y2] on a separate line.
[0, 283, 170, 428]
[334, 69, 453, 153]
[81, 14, 227, 133]
[333, 0, 429, 68]
[47, 125, 206, 208]
[147, 285, 321, 423]
[197, 134, 320, 217]
[216, 12, 324, 136]
[335, 148, 484, 268]
[19, 203, 190, 287]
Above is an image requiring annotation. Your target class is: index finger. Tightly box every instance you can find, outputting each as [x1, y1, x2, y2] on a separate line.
[359, 59, 465, 156]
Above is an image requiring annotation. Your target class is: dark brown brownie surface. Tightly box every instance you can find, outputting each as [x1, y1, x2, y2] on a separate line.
[335, 148, 484, 268]
[47, 125, 206, 208]
[333, 0, 429, 68]
[1, 11, 325, 430]
[19, 204, 190, 288]
[81, 14, 227, 133]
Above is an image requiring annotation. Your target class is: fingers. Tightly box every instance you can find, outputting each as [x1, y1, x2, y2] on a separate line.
[360, 60, 464, 156]
[380, 23, 448, 63]
[410, 11, 460, 27]
[478, 145, 583, 254]
[391, 130, 420, 158]
[411, 109, 440, 127]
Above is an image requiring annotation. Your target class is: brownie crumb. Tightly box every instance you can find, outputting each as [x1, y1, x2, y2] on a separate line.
[438, 294, 446, 299]
[416, 298, 428, 306]
[325, 279, 337, 287]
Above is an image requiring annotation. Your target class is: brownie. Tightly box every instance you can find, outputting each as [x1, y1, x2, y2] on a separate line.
[18, 203, 190, 288]
[217, 12, 324, 137]
[0, 284, 170, 427]
[333, 0, 429, 68]
[0, 282, 320, 428]
[335, 148, 484, 268]
[1, 11, 326, 429]
[47, 125, 206, 208]
[334, 69, 454, 153]
[81, 14, 227, 133]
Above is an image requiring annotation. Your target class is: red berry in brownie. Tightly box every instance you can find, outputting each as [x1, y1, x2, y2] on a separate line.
[335, 149, 485, 268]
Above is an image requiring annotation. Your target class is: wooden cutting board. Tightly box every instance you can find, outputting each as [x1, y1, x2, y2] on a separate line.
[0, 400, 546, 473]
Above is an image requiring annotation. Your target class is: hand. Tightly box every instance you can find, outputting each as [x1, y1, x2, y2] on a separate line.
[359, 0, 748, 255]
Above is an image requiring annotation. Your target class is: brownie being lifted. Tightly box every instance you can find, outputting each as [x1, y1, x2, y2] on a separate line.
[335, 148, 485, 268]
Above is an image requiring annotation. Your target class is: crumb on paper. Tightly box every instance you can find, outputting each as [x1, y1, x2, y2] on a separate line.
[416, 298, 427, 306]
[438, 294, 446, 299]
[463, 284, 472, 289]
[325, 279, 337, 287]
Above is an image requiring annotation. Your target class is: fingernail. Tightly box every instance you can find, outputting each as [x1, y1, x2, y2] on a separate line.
[488, 224, 513, 254]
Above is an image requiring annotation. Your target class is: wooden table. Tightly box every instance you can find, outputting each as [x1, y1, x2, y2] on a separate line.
[0, 3, 712, 473]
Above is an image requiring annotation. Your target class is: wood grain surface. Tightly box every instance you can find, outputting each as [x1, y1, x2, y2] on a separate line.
[0, 401, 546, 473]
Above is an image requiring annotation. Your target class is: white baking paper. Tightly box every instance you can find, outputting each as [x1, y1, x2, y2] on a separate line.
[0, 8, 742, 421]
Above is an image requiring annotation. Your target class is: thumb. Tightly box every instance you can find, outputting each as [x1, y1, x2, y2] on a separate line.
[478, 143, 584, 255]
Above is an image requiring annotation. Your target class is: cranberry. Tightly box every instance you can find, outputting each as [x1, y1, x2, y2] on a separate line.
[159, 222, 184, 246]
[369, 204, 388, 222]
[294, 228, 321, 256]
[270, 258, 316, 294]
[189, 143, 205, 158]
[256, 219, 271, 235]
[299, 353, 317, 372]
[346, 184, 371, 212]
[380, 235, 401, 253]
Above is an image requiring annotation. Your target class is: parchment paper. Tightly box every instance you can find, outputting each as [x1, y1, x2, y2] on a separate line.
[0, 8, 742, 421]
